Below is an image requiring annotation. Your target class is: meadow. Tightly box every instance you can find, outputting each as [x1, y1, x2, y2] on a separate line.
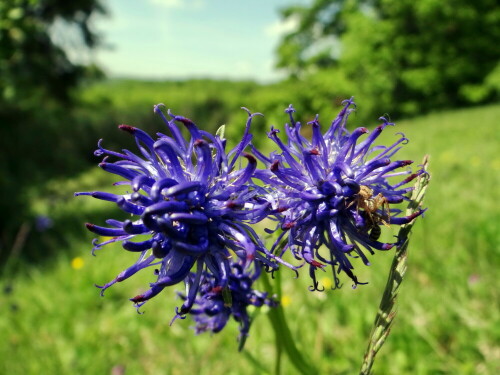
[0, 91, 499, 374]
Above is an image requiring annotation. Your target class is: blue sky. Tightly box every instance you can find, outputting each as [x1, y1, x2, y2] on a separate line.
[92, 0, 306, 82]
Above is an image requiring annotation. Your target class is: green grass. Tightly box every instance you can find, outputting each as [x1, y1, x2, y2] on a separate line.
[1, 103, 499, 374]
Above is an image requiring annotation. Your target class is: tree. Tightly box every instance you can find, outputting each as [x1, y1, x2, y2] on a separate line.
[276, 0, 500, 119]
[0, 0, 106, 108]
[0, 0, 106, 263]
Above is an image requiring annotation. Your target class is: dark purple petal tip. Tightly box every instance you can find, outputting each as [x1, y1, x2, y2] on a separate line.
[118, 124, 136, 134]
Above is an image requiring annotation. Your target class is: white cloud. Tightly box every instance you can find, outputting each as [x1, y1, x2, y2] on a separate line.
[264, 16, 299, 37]
[149, 0, 205, 10]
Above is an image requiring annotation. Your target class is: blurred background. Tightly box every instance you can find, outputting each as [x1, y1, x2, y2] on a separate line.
[0, 0, 499, 374]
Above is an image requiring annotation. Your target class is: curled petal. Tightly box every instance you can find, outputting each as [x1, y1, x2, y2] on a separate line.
[99, 162, 139, 181]
[122, 238, 154, 252]
[86, 223, 126, 237]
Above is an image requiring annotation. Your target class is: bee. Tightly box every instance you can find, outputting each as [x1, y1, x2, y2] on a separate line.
[348, 185, 391, 240]
[368, 223, 382, 241]
[355, 185, 391, 227]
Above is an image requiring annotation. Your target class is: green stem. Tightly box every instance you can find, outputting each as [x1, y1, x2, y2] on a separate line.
[274, 324, 282, 375]
[261, 271, 317, 375]
[359, 156, 430, 375]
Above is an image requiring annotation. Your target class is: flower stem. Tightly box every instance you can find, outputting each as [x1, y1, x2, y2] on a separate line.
[274, 326, 282, 375]
[261, 270, 317, 375]
[359, 155, 430, 375]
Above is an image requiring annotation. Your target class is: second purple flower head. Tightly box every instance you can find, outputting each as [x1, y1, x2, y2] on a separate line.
[254, 99, 425, 290]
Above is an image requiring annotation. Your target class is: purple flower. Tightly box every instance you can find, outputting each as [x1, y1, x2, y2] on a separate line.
[75, 105, 282, 315]
[253, 99, 426, 290]
[179, 260, 277, 350]
[35, 215, 53, 232]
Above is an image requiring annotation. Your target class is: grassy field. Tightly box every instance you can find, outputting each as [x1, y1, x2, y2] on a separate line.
[1, 102, 499, 374]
